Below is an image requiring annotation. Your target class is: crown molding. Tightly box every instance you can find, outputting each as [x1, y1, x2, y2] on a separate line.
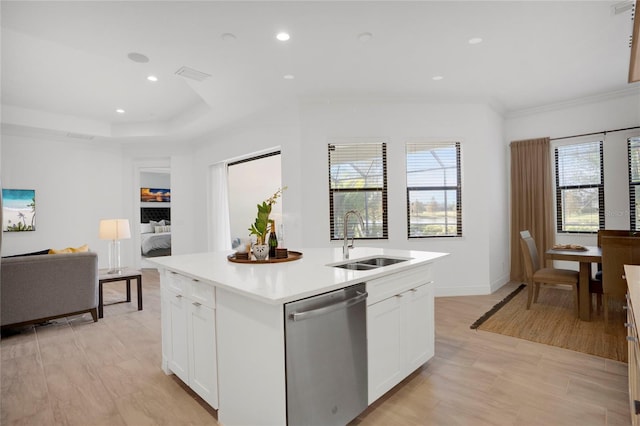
[505, 86, 640, 119]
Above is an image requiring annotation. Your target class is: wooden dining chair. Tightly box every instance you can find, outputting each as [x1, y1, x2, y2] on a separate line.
[519, 230, 580, 316]
[589, 230, 637, 314]
[601, 235, 640, 326]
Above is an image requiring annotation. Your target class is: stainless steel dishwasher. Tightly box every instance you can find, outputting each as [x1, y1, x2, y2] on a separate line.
[284, 283, 368, 426]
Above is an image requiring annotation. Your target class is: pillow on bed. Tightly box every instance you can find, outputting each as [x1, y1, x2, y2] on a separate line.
[141, 223, 154, 233]
[149, 220, 166, 228]
[154, 225, 171, 233]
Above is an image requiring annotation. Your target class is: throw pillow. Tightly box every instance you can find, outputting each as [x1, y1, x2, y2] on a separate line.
[49, 244, 89, 254]
[154, 225, 171, 233]
[140, 223, 154, 233]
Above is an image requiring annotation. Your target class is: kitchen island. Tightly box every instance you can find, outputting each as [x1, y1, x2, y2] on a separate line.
[151, 247, 447, 426]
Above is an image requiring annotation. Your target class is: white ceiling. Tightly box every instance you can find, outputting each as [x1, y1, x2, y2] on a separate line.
[1, 0, 638, 142]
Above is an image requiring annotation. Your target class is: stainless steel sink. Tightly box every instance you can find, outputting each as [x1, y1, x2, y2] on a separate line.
[356, 257, 408, 267]
[331, 256, 410, 270]
[333, 263, 378, 270]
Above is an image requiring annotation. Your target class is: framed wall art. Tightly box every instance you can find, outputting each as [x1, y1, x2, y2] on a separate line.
[140, 187, 171, 203]
[2, 189, 36, 232]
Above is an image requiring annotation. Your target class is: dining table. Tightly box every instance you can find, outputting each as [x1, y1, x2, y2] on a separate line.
[545, 245, 602, 321]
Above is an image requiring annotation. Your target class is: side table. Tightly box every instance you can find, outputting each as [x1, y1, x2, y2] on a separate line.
[98, 268, 143, 318]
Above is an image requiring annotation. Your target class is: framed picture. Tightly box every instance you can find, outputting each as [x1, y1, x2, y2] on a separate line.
[140, 188, 171, 202]
[2, 189, 36, 232]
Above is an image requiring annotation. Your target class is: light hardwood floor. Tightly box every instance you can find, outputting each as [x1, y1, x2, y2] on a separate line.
[1, 271, 631, 425]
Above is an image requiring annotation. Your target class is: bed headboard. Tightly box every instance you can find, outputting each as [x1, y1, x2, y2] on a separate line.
[141, 207, 171, 223]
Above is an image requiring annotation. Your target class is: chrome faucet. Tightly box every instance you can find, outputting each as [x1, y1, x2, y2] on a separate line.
[343, 210, 364, 259]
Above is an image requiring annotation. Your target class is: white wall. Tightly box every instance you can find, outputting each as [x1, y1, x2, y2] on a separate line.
[140, 171, 170, 188]
[1, 132, 124, 268]
[298, 99, 507, 296]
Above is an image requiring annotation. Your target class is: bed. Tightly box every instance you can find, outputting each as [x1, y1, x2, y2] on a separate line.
[141, 208, 171, 257]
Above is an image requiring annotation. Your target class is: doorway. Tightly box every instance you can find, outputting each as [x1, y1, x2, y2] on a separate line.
[136, 166, 171, 268]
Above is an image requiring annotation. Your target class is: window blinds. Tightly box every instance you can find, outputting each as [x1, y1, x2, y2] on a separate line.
[328, 143, 387, 239]
[629, 137, 640, 231]
[406, 141, 461, 238]
[554, 140, 604, 232]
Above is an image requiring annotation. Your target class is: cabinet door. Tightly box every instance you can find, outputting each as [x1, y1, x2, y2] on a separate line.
[168, 291, 189, 383]
[405, 284, 434, 373]
[367, 294, 404, 404]
[189, 302, 219, 409]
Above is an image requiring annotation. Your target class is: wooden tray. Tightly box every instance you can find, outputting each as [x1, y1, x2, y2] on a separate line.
[227, 250, 303, 264]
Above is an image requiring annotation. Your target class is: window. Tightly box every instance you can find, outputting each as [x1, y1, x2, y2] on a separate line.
[554, 141, 604, 233]
[406, 141, 462, 238]
[227, 151, 282, 245]
[629, 137, 640, 231]
[328, 142, 387, 240]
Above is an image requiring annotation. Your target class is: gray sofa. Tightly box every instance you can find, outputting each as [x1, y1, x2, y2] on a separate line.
[1, 251, 99, 328]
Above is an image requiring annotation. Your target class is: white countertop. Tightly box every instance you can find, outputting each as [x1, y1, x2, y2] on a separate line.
[149, 247, 448, 304]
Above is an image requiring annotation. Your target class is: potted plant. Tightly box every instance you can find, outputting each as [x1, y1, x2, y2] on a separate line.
[249, 187, 286, 260]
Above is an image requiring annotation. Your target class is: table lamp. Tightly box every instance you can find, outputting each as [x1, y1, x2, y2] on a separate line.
[99, 219, 131, 274]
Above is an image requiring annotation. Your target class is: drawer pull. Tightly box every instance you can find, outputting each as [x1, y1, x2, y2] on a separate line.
[627, 336, 637, 342]
[175, 294, 183, 299]
[626, 322, 635, 328]
[192, 302, 202, 307]
[192, 279, 200, 282]
[395, 294, 404, 298]
[624, 305, 629, 311]
[410, 288, 418, 292]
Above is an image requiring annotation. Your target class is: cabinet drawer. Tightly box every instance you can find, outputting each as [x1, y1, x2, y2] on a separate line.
[366, 265, 433, 305]
[189, 279, 216, 309]
[165, 270, 189, 294]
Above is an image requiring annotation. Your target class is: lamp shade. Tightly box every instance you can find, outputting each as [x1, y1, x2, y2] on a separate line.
[99, 219, 131, 240]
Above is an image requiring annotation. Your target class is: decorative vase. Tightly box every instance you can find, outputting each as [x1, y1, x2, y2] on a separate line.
[253, 244, 269, 261]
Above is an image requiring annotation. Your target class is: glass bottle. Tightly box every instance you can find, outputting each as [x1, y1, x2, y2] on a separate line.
[268, 220, 278, 258]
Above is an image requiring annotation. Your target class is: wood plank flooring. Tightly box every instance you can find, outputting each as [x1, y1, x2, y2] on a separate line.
[1, 272, 631, 425]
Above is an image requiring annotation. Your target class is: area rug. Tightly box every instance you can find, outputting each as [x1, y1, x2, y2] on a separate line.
[471, 285, 628, 362]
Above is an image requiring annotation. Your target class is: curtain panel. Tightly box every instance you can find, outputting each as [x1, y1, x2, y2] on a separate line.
[210, 162, 232, 251]
[510, 137, 555, 281]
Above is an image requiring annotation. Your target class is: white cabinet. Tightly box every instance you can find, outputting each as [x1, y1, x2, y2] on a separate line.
[161, 270, 218, 409]
[167, 289, 189, 382]
[406, 284, 435, 372]
[366, 265, 434, 404]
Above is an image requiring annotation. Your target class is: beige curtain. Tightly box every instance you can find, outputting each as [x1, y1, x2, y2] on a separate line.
[510, 137, 555, 282]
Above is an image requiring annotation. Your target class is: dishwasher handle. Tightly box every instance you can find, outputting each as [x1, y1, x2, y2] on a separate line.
[290, 291, 368, 322]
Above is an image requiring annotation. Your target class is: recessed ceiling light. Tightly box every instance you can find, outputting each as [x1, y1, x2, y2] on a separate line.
[468, 37, 483, 45]
[283, 74, 295, 80]
[147, 75, 158, 82]
[116, 108, 126, 114]
[357, 32, 373, 42]
[127, 52, 149, 63]
[221, 33, 237, 41]
[276, 32, 290, 41]
[432, 75, 444, 81]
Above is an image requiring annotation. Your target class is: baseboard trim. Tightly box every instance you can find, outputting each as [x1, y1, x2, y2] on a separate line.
[435, 285, 491, 297]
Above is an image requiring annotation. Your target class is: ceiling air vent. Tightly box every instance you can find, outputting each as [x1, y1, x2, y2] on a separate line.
[175, 66, 211, 82]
